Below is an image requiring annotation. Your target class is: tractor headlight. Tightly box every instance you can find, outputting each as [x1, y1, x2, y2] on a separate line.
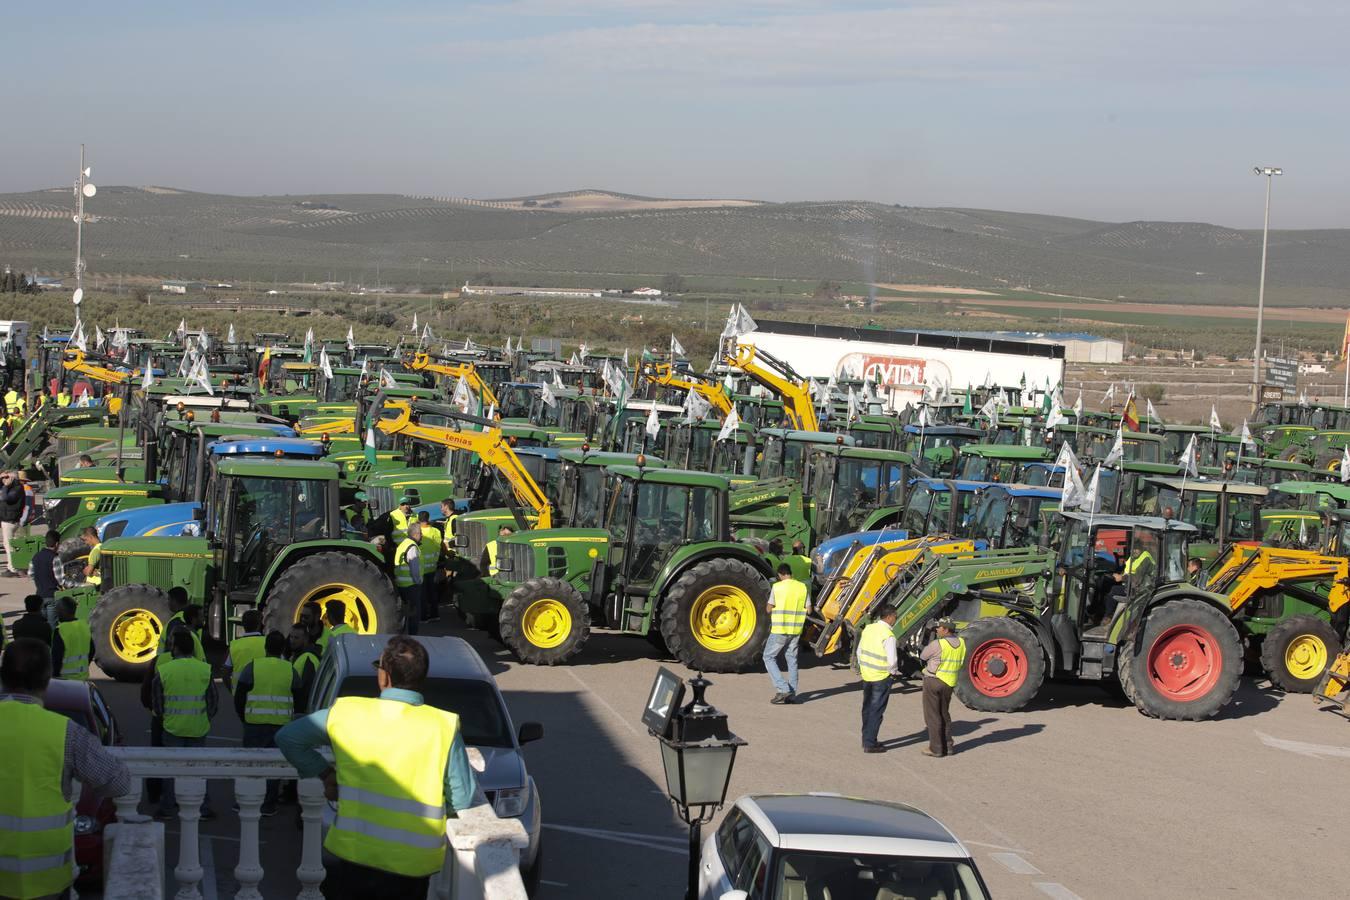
[73, 815, 99, 835]
[495, 556, 513, 573]
[45, 497, 63, 510]
[492, 787, 528, 819]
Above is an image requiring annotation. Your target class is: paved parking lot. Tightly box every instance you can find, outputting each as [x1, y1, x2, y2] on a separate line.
[4, 573, 1347, 899]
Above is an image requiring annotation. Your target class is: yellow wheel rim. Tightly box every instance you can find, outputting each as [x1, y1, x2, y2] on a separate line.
[1285, 634, 1328, 680]
[109, 608, 162, 664]
[521, 599, 572, 649]
[689, 586, 757, 653]
[297, 583, 378, 632]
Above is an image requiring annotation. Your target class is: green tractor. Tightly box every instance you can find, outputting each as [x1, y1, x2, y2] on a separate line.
[88, 457, 397, 681]
[484, 463, 774, 671]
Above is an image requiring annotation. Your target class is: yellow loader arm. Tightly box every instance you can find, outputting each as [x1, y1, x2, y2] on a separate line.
[375, 399, 552, 528]
[1210, 545, 1350, 613]
[406, 352, 500, 410]
[640, 362, 732, 418]
[297, 415, 357, 437]
[723, 344, 819, 431]
[62, 349, 131, 385]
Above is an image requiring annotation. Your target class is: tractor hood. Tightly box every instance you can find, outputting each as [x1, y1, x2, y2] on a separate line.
[97, 502, 201, 541]
[99, 535, 212, 557]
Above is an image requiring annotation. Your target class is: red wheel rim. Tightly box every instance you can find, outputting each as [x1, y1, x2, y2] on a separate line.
[968, 637, 1027, 697]
[1146, 624, 1222, 701]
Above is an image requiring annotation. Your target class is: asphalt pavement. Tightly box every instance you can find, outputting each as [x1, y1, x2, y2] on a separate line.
[3, 571, 1348, 899]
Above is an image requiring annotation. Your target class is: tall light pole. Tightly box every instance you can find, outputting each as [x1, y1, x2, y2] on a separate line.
[72, 145, 97, 324]
[1252, 165, 1281, 403]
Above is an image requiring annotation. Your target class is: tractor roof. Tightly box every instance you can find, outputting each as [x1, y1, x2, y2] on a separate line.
[214, 458, 338, 481]
[1144, 476, 1269, 497]
[959, 444, 1053, 459]
[606, 465, 729, 491]
[1060, 510, 1199, 532]
[560, 449, 665, 468]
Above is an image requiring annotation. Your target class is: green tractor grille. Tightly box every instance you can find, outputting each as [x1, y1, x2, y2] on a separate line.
[459, 520, 488, 569]
[501, 543, 535, 579]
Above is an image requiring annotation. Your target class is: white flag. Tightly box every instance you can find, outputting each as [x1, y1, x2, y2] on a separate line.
[228, 323, 237, 345]
[177, 352, 191, 379]
[199, 332, 210, 353]
[645, 404, 661, 440]
[411, 313, 418, 335]
[1240, 420, 1256, 450]
[359, 358, 368, 378]
[1146, 398, 1161, 426]
[95, 326, 105, 349]
[720, 304, 757, 339]
[504, 336, 513, 356]
[684, 388, 711, 424]
[379, 367, 398, 389]
[578, 342, 589, 360]
[176, 319, 187, 341]
[1045, 404, 1066, 430]
[917, 405, 931, 429]
[541, 380, 557, 408]
[1054, 441, 1080, 476]
[486, 403, 497, 420]
[141, 358, 154, 390]
[70, 320, 87, 352]
[191, 355, 214, 396]
[1103, 428, 1124, 468]
[978, 398, 997, 429]
[670, 334, 685, 358]
[1341, 446, 1350, 484]
[318, 347, 333, 381]
[623, 347, 629, 367]
[1059, 448, 1086, 510]
[552, 368, 565, 390]
[717, 406, 740, 441]
[1179, 435, 1199, 479]
[569, 352, 581, 366]
[847, 387, 858, 420]
[1299, 391, 1309, 408]
[1082, 465, 1102, 513]
[1210, 405, 1222, 431]
[1073, 391, 1083, 419]
[421, 323, 433, 345]
[346, 325, 354, 350]
[1102, 383, 1115, 404]
[452, 376, 474, 414]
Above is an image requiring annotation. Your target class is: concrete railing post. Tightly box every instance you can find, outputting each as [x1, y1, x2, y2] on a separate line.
[295, 778, 327, 900]
[232, 777, 267, 900]
[172, 776, 207, 900]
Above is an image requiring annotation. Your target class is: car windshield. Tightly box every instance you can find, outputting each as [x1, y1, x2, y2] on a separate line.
[337, 676, 514, 748]
[768, 851, 987, 900]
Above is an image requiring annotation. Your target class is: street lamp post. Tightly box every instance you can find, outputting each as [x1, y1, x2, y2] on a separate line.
[1252, 166, 1282, 405]
[644, 668, 746, 900]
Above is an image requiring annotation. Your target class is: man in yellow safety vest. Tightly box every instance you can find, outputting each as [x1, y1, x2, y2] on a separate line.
[317, 600, 357, 655]
[223, 609, 265, 690]
[857, 604, 900, 753]
[919, 618, 967, 758]
[0, 638, 130, 900]
[51, 597, 93, 681]
[276, 635, 477, 900]
[483, 525, 513, 577]
[416, 511, 442, 623]
[233, 631, 301, 815]
[764, 564, 809, 704]
[394, 521, 424, 635]
[151, 629, 218, 819]
[79, 527, 102, 587]
[389, 490, 419, 542]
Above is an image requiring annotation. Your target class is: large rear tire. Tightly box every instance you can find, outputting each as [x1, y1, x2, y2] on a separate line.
[659, 558, 770, 673]
[89, 584, 172, 683]
[955, 618, 1046, 712]
[1128, 599, 1242, 721]
[261, 551, 399, 637]
[1260, 615, 1341, 693]
[499, 577, 590, 665]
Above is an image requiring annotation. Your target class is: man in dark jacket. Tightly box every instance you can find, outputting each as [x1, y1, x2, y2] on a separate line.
[10, 595, 51, 644]
[29, 530, 62, 624]
[0, 470, 24, 576]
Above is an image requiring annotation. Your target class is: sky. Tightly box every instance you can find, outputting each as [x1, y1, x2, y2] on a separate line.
[7, 1, 1348, 227]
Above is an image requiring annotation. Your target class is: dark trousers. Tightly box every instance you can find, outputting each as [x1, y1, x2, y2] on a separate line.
[324, 857, 430, 900]
[242, 723, 282, 805]
[422, 576, 439, 620]
[860, 679, 891, 748]
[400, 585, 421, 635]
[146, 715, 164, 803]
[922, 676, 955, 755]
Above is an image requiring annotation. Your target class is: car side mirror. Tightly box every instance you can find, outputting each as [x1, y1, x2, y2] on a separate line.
[517, 721, 544, 745]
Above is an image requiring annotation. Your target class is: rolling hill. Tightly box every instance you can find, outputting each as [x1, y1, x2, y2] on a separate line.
[1, 187, 1347, 306]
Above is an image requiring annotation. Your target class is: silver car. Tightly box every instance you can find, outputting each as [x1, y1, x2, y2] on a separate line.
[698, 793, 990, 900]
[313, 634, 544, 886]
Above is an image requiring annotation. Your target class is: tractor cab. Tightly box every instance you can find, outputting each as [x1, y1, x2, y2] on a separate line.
[965, 484, 1061, 549]
[956, 445, 1053, 484]
[603, 466, 728, 593]
[903, 425, 983, 477]
[807, 447, 911, 538]
[757, 430, 853, 483]
[899, 479, 983, 537]
[1140, 477, 1266, 549]
[1052, 513, 1195, 638]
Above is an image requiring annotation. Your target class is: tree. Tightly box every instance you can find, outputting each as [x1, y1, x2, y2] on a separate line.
[660, 274, 687, 294]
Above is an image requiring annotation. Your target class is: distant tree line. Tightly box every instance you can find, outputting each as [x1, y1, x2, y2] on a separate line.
[1, 270, 41, 294]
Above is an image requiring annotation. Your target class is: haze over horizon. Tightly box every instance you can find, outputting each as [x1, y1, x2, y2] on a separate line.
[9, 1, 1348, 229]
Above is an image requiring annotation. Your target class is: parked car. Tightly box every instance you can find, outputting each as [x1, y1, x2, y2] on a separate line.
[43, 679, 123, 887]
[699, 793, 990, 900]
[311, 634, 544, 886]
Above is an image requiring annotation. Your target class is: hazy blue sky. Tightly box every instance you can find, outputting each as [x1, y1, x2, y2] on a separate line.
[8, 1, 1347, 227]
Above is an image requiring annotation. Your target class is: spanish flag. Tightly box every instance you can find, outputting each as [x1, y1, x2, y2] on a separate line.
[257, 347, 272, 395]
[1121, 394, 1141, 432]
[1342, 314, 1350, 361]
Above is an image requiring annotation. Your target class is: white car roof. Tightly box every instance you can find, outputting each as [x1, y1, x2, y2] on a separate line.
[738, 793, 971, 860]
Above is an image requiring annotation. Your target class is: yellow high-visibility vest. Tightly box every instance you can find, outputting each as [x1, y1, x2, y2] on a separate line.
[55, 620, 91, 681]
[419, 525, 442, 576]
[0, 700, 76, 899]
[159, 656, 212, 739]
[934, 636, 968, 688]
[324, 696, 458, 877]
[394, 538, 418, 588]
[85, 543, 102, 586]
[228, 634, 266, 676]
[857, 621, 894, 683]
[769, 579, 808, 636]
[243, 657, 295, 725]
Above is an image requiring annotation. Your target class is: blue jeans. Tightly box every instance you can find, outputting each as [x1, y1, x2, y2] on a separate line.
[861, 679, 891, 748]
[763, 633, 799, 694]
[159, 733, 212, 815]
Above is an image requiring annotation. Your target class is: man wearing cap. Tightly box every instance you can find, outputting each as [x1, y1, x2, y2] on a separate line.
[394, 521, 423, 635]
[919, 619, 966, 758]
[344, 494, 370, 537]
[276, 635, 477, 900]
[390, 491, 419, 543]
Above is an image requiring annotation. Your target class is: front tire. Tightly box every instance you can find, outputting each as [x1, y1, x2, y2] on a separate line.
[261, 551, 399, 637]
[956, 618, 1046, 712]
[89, 584, 171, 682]
[658, 558, 770, 673]
[499, 578, 590, 665]
[1128, 599, 1242, 721]
[1260, 615, 1341, 693]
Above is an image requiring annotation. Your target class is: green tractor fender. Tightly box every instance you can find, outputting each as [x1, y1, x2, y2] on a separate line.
[253, 538, 389, 606]
[650, 541, 775, 602]
[1111, 584, 1234, 648]
[859, 505, 905, 532]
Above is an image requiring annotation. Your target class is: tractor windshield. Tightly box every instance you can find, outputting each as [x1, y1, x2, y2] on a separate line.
[228, 476, 332, 588]
[901, 485, 946, 535]
[561, 463, 608, 529]
[967, 491, 1010, 544]
[609, 478, 720, 585]
[824, 457, 906, 533]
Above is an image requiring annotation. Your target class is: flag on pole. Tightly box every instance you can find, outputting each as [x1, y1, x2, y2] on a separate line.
[176, 319, 187, 341]
[1121, 394, 1140, 432]
[303, 328, 314, 362]
[346, 325, 354, 351]
[551, 368, 565, 391]
[1103, 428, 1125, 467]
[452, 376, 474, 414]
[569, 352, 580, 366]
[94, 326, 105, 350]
[978, 398, 997, 429]
[257, 347, 272, 393]
[540, 380, 557, 408]
[684, 388, 711, 424]
[1210, 405, 1222, 432]
[1102, 383, 1115, 405]
[1058, 445, 1086, 510]
[421, 323, 433, 346]
[645, 404, 661, 440]
[1341, 445, 1350, 484]
[1146, 398, 1161, 428]
[190, 356, 214, 396]
[486, 403, 497, 421]
[411, 313, 418, 335]
[720, 304, 758, 339]
[1045, 403, 1066, 430]
[227, 324, 237, 345]
[1342, 313, 1350, 360]
[364, 424, 377, 464]
[379, 368, 398, 389]
[846, 387, 858, 421]
[1082, 465, 1103, 513]
[318, 347, 333, 381]
[1179, 435, 1199, 478]
[670, 334, 685, 358]
[141, 358, 154, 390]
[1240, 420, 1257, 450]
[1073, 391, 1083, 420]
[717, 406, 740, 441]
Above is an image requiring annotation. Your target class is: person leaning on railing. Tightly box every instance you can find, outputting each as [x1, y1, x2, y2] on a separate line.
[276, 635, 477, 900]
[0, 638, 130, 900]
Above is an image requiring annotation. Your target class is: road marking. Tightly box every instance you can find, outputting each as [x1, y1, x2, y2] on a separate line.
[565, 669, 641, 737]
[544, 823, 686, 855]
[1034, 883, 1083, 900]
[546, 823, 686, 846]
[540, 880, 569, 887]
[990, 852, 1043, 875]
[1257, 730, 1350, 759]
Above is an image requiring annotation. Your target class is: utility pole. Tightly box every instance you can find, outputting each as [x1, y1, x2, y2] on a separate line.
[1252, 166, 1282, 405]
[72, 145, 96, 324]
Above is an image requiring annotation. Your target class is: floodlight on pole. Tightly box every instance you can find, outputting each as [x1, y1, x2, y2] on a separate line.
[1251, 165, 1281, 405]
[73, 145, 97, 327]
